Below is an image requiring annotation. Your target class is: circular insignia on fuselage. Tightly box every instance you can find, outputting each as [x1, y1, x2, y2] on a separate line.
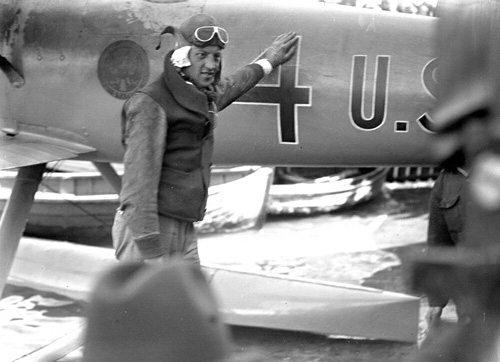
[98, 40, 150, 100]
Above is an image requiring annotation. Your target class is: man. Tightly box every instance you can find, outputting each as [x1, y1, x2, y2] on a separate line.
[112, 14, 298, 265]
[425, 166, 469, 328]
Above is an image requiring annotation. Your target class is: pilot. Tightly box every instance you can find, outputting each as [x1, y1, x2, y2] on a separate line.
[112, 14, 298, 265]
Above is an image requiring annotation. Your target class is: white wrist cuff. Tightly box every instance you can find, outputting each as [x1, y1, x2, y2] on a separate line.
[254, 59, 273, 76]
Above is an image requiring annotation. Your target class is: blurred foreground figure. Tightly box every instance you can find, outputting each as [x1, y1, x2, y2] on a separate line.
[431, 1, 500, 242]
[411, 0, 500, 361]
[83, 260, 269, 362]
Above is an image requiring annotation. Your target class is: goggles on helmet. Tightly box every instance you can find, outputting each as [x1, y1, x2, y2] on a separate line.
[194, 26, 229, 45]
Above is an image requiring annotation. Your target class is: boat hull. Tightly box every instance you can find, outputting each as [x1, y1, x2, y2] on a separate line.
[0, 166, 273, 244]
[268, 167, 389, 215]
[205, 264, 419, 343]
[8, 238, 419, 344]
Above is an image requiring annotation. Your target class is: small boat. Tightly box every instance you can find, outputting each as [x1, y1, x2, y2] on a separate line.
[197, 166, 273, 234]
[268, 167, 389, 215]
[0, 164, 273, 244]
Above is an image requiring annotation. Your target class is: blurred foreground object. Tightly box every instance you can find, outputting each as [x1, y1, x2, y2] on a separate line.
[430, 0, 500, 245]
[411, 246, 500, 361]
[411, 0, 500, 360]
[82, 260, 268, 362]
[82, 260, 231, 362]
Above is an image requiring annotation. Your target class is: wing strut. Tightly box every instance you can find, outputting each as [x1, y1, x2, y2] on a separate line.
[0, 163, 46, 296]
[93, 162, 121, 194]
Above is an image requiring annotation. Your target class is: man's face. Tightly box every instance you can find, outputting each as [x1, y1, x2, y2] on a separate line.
[184, 45, 222, 88]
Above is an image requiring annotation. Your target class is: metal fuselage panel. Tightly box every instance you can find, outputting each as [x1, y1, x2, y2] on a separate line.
[0, 0, 438, 167]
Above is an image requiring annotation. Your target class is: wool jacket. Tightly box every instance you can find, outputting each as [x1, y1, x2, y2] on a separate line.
[426, 168, 468, 308]
[118, 51, 265, 249]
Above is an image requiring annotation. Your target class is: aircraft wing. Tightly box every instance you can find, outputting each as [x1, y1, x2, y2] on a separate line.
[0, 122, 96, 170]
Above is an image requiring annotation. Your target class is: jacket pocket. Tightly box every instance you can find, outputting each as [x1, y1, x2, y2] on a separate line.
[158, 167, 206, 221]
[439, 195, 463, 235]
[164, 132, 201, 172]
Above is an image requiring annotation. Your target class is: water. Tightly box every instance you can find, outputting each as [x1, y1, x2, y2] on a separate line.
[0, 285, 86, 362]
[199, 184, 431, 286]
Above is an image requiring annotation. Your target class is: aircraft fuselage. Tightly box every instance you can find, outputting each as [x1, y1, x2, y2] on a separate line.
[0, 0, 439, 168]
